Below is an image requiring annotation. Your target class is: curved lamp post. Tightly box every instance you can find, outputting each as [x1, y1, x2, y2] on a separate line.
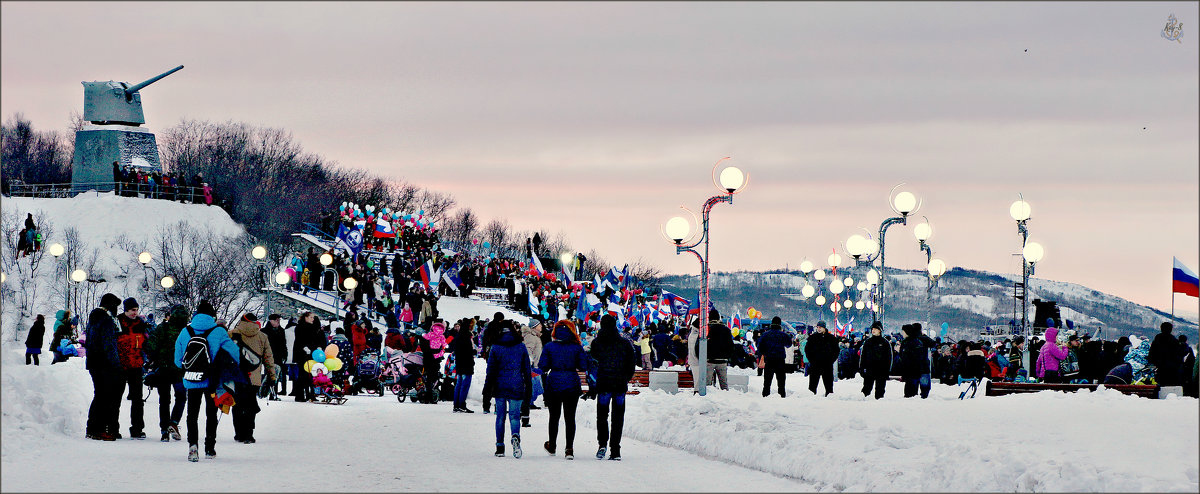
[873, 188, 919, 324]
[661, 157, 747, 396]
[1010, 197, 1033, 336]
[49, 243, 67, 310]
[138, 251, 163, 316]
[927, 257, 947, 331]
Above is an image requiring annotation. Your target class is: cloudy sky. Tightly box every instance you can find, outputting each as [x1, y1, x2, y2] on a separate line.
[3, 2, 1197, 315]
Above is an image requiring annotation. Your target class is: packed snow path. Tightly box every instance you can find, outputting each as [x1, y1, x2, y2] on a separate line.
[1, 385, 812, 492]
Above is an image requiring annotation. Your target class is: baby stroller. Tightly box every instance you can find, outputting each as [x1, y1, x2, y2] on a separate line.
[381, 349, 427, 403]
[311, 368, 348, 405]
[352, 349, 385, 396]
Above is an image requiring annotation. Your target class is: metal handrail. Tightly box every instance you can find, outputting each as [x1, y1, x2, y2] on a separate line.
[5, 180, 211, 202]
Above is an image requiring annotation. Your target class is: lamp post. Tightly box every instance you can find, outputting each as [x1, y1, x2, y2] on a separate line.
[927, 258, 946, 330]
[872, 188, 919, 324]
[252, 245, 269, 317]
[50, 243, 66, 310]
[661, 158, 747, 396]
[138, 251, 163, 316]
[319, 252, 340, 320]
[1009, 197, 1035, 337]
[913, 218, 935, 327]
[1021, 241, 1044, 338]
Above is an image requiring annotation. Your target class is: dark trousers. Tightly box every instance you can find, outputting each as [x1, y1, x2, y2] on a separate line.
[1041, 370, 1061, 384]
[808, 364, 834, 396]
[295, 370, 313, 401]
[25, 351, 39, 365]
[596, 392, 626, 450]
[86, 370, 122, 435]
[545, 391, 580, 450]
[185, 388, 218, 448]
[118, 368, 145, 434]
[861, 372, 888, 399]
[156, 381, 187, 432]
[232, 383, 261, 440]
[762, 361, 786, 397]
[904, 374, 932, 399]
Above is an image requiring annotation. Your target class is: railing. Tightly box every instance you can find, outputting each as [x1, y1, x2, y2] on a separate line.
[6, 180, 211, 203]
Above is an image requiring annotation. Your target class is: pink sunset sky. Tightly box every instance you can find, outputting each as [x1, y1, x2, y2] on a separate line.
[2, 2, 1197, 315]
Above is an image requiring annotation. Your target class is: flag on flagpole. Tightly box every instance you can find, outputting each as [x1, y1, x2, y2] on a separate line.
[592, 274, 603, 294]
[373, 217, 396, 238]
[561, 262, 575, 285]
[531, 254, 545, 276]
[442, 264, 462, 294]
[660, 291, 691, 317]
[1173, 257, 1199, 297]
[529, 291, 540, 315]
[334, 223, 365, 263]
[418, 260, 435, 292]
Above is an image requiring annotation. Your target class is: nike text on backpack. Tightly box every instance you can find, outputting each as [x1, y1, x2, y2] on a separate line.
[181, 327, 212, 382]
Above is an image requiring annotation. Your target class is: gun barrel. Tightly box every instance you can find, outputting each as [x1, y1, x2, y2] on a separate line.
[124, 65, 184, 95]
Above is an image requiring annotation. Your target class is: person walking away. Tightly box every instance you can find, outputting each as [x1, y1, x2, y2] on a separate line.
[520, 319, 545, 424]
[697, 309, 733, 390]
[484, 320, 532, 458]
[1034, 320, 1069, 383]
[145, 305, 189, 441]
[229, 313, 275, 443]
[636, 330, 653, 370]
[805, 321, 838, 396]
[115, 298, 150, 439]
[588, 314, 637, 460]
[756, 316, 793, 397]
[859, 321, 892, 399]
[539, 320, 589, 459]
[25, 314, 46, 365]
[1148, 322, 1184, 386]
[899, 324, 937, 398]
[451, 321, 477, 412]
[261, 314, 289, 399]
[84, 293, 123, 440]
[174, 300, 240, 461]
[481, 312, 507, 413]
[1007, 336, 1026, 381]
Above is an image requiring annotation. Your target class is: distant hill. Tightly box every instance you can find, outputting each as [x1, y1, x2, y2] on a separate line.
[658, 267, 1199, 342]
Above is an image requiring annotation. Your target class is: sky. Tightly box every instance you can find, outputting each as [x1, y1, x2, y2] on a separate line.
[2, 2, 1197, 315]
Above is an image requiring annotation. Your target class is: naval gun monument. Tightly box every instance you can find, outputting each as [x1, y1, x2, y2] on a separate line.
[70, 65, 183, 191]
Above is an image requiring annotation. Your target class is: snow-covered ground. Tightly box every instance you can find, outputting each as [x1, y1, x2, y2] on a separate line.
[3, 194, 1198, 492]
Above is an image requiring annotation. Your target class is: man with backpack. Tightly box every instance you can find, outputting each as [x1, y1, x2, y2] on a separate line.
[85, 293, 124, 441]
[174, 300, 240, 462]
[229, 312, 276, 444]
[114, 298, 150, 439]
[145, 305, 190, 442]
[755, 316, 793, 398]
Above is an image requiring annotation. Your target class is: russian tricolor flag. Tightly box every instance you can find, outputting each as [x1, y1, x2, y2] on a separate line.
[531, 254, 545, 276]
[1174, 257, 1199, 298]
[374, 217, 396, 238]
[418, 260, 435, 292]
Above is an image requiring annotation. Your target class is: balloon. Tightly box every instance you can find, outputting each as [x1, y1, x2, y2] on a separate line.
[732, 327, 741, 338]
[339, 205, 345, 211]
[747, 307, 756, 318]
[325, 357, 343, 372]
[303, 360, 314, 373]
[313, 349, 326, 363]
[419, 209, 425, 215]
[311, 362, 328, 376]
[482, 241, 491, 249]
[286, 267, 296, 279]
[324, 344, 338, 359]
[472, 239, 480, 245]
[367, 260, 375, 269]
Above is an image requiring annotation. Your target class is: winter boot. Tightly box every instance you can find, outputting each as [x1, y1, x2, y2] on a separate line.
[494, 443, 505, 457]
[204, 446, 216, 459]
[511, 434, 523, 459]
[521, 417, 531, 428]
[544, 441, 555, 456]
[130, 430, 146, 440]
[187, 445, 199, 462]
[609, 446, 621, 461]
[596, 446, 606, 460]
[161, 432, 170, 442]
[169, 424, 181, 441]
[564, 447, 574, 460]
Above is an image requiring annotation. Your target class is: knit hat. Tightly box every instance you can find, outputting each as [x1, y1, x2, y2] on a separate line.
[268, 313, 281, 321]
[708, 308, 721, 322]
[771, 316, 782, 329]
[197, 300, 217, 317]
[100, 293, 121, 313]
[870, 321, 883, 330]
[241, 312, 258, 322]
[1045, 318, 1056, 328]
[816, 320, 827, 329]
[122, 297, 139, 312]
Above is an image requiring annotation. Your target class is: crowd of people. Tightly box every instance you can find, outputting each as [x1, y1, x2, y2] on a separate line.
[111, 162, 214, 205]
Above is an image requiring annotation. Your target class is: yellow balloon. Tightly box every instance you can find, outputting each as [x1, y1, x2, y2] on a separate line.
[304, 360, 314, 373]
[747, 307, 756, 318]
[326, 357, 343, 372]
[325, 344, 339, 359]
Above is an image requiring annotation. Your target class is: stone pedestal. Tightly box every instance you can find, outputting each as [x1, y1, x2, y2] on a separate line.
[71, 124, 161, 192]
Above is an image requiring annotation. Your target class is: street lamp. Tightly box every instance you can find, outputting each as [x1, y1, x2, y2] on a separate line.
[660, 157, 746, 396]
[50, 243, 67, 309]
[928, 258, 947, 326]
[872, 186, 920, 324]
[138, 251, 162, 315]
[1010, 196, 1035, 337]
[160, 276, 175, 289]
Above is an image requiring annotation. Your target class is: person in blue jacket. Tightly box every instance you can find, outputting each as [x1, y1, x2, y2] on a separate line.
[755, 316, 793, 397]
[174, 300, 240, 462]
[538, 320, 589, 460]
[484, 320, 532, 458]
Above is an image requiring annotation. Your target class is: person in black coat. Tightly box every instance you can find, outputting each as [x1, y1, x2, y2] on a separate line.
[291, 312, 326, 402]
[804, 321, 838, 396]
[859, 321, 893, 399]
[755, 316, 793, 397]
[958, 342, 989, 381]
[451, 321, 477, 412]
[84, 293, 123, 440]
[25, 314, 46, 365]
[695, 309, 733, 390]
[588, 314, 637, 461]
[304, 248, 321, 291]
[899, 324, 937, 399]
[262, 314, 289, 396]
[1148, 322, 1183, 386]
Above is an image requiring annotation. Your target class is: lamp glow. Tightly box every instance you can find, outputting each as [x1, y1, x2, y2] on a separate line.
[71, 269, 87, 282]
[928, 258, 947, 278]
[252, 246, 267, 260]
[1009, 200, 1031, 221]
[665, 216, 690, 242]
[138, 251, 151, 264]
[827, 253, 842, 267]
[799, 260, 814, 274]
[846, 234, 867, 257]
[844, 276, 853, 287]
[343, 277, 358, 290]
[813, 269, 826, 281]
[719, 166, 745, 192]
[831, 302, 840, 312]
[320, 253, 333, 266]
[49, 243, 65, 257]
[894, 191, 917, 214]
[815, 295, 826, 305]
[866, 269, 880, 285]
[560, 253, 573, 266]
[160, 276, 175, 289]
[801, 284, 815, 298]
[856, 282, 866, 291]
[844, 300, 853, 309]
[275, 271, 291, 285]
[856, 301, 865, 310]
[1023, 242, 1044, 263]
[914, 222, 932, 242]
[829, 279, 844, 294]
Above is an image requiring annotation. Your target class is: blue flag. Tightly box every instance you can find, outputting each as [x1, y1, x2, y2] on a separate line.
[335, 223, 364, 263]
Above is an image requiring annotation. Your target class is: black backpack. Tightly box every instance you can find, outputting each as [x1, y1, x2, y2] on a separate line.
[181, 326, 212, 382]
[234, 334, 262, 373]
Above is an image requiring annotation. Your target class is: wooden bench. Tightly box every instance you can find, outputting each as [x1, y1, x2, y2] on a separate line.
[985, 381, 1159, 399]
[576, 369, 695, 395]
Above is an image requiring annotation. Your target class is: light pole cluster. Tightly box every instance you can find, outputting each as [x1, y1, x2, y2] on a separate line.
[661, 157, 747, 397]
[1009, 197, 1044, 337]
[318, 251, 357, 322]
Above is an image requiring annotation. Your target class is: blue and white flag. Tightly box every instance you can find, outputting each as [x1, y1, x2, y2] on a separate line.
[529, 291, 540, 315]
[592, 274, 604, 294]
[531, 254, 545, 276]
[660, 291, 691, 317]
[335, 223, 364, 262]
[442, 263, 462, 294]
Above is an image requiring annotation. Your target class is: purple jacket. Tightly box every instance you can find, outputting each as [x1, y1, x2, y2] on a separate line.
[1035, 327, 1069, 378]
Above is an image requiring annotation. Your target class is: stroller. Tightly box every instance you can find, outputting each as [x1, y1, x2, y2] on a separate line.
[311, 368, 348, 405]
[352, 349, 385, 396]
[381, 349, 428, 403]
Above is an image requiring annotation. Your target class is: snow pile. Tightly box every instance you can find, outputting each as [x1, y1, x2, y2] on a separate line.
[939, 294, 996, 318]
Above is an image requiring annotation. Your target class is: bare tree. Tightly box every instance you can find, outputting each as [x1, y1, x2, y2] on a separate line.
[625, 256, 664, 288]
[1, 210, 54, 338]
[582, 248, 609, 279]
[153, 221, 260, 323]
